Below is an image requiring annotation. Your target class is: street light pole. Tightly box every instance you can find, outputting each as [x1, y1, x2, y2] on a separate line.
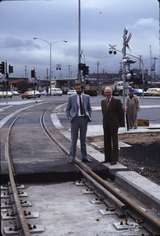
[33, 37, 52, 94]
[49, 41, 52, 94]
[33, 38, 67, 94]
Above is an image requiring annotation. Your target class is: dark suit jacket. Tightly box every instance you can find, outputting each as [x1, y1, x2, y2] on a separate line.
[101, 97, 124, 128]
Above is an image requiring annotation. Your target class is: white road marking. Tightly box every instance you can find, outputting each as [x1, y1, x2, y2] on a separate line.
[51, 113, 64, 129]
[0, 105, 12, 112]
[0, 100, 42, 106]
[92, 105, 160, 111]
[0, 102, 45, 128]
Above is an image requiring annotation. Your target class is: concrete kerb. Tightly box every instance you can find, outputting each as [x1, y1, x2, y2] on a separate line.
[115, 171, 160, 212]
[53, 104, 160, 212]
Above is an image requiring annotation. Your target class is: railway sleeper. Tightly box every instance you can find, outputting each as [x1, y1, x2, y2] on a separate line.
[1, 191, 28, 199]
[1, 210, 39, 220]
[3, 224, 45, 235]
[1, 185, 25, 190]
[1, 200, 32, 209]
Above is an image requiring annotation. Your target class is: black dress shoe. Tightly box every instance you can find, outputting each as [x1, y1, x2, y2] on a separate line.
[82, 159, 91, 163]
[68, 159, 75, 163]
[101, 160, 109, 163]
[110, 162, 117, 165]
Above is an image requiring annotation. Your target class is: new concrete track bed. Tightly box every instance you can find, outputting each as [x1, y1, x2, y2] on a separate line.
[1, 99, 160, 235]
[25, 182, 148, 236]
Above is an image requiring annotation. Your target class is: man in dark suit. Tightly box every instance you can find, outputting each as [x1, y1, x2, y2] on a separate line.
[66, 82, 92, 163]
[101, 86, 124, 165]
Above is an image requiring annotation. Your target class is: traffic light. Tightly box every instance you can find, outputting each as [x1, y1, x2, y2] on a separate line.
[82, 65, 89, 76]
[31, 69, 36, 78]
[79, 63, 89, 76]
[79, 63, 86, 71]
[85, 66, 89, 75]
[8, 64, 14, 73]
[0, 61, 5, 74]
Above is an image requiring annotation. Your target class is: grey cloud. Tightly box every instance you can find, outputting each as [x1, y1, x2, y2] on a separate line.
[0, 0, 158, 76]
[0, 36, 41, 50]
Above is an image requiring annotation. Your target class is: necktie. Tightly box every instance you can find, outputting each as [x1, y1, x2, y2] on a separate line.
[106, 98, 110, 108]
[79, 95, 84, 115]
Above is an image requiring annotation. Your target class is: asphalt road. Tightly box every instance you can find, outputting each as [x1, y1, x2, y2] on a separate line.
[91, 95, 160, 125]
[0, 95, 160, 125]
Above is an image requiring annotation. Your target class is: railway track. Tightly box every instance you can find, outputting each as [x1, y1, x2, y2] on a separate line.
[41, 108, 160, 235]
[1, 102, 47, 236]
[1, 103, 160, 235]
[1, 115, 45, 235]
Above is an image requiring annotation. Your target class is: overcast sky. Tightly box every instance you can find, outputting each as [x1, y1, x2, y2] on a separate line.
[0, 0, 159, 79]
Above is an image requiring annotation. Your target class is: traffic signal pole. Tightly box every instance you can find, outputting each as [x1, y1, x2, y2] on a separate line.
[158, 0, 160, 77]
[78, 0, 82, 83]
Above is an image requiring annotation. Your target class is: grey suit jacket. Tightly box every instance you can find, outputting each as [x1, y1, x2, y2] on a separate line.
[66, 93, 92, 121]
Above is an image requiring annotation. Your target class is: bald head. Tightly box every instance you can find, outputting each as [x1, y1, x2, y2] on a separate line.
[104, 86, 113, 98]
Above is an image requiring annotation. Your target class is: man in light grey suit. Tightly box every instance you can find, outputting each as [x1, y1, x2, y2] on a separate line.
[66, 82, 92, 163]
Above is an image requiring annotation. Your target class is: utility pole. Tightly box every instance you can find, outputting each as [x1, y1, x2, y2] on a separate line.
[24, 65, 27, 78]
[153, 57, 158, 80]
[157, 0, 160, 77]
[68, 65, 71, 78]
[149, 45, 153, 79]
[139, 55, 145, 83]
[97, 61, 100, 92]
[78, 0, 82, 83]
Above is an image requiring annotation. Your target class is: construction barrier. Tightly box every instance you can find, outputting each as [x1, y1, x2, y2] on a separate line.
[137, 119, 149, 127]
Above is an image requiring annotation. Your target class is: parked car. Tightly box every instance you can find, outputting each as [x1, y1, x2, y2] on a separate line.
[67, 89, 77, 95]
[112, 81, 133, 96]
[0, 91, 13, 98]
[50, 88, 63, 96]
[11, 90, 20, 96]
[144, 88, 160, 96]
[40, 90, 48, 96]
[21, 90, 41, 99]
[113, 81, 124, 96]
[132, 88, 144, 96]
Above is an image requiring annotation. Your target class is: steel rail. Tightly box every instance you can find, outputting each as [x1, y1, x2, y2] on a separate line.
[40, 110, 126, 209]
[1, 102, 48, 236]
[4, 116, 31, 236]
[40, 111, 69, 155]
[75, 160, 160, 230]
[41, 108, 160, 232]
[75, 163, 126, 210]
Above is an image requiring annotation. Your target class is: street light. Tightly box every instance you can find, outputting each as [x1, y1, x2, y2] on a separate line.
[33, 37, 67, 94]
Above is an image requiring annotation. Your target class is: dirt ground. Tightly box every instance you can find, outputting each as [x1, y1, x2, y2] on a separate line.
[87, 132, 160, 145]
[87, 132, 160, 185]
[119, 132, 160, 144]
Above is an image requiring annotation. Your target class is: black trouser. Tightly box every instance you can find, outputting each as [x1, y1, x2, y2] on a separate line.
[103, 125, 119, 162]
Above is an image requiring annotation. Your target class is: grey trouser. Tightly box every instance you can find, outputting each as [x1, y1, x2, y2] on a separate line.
[69, 116, 88, 160]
